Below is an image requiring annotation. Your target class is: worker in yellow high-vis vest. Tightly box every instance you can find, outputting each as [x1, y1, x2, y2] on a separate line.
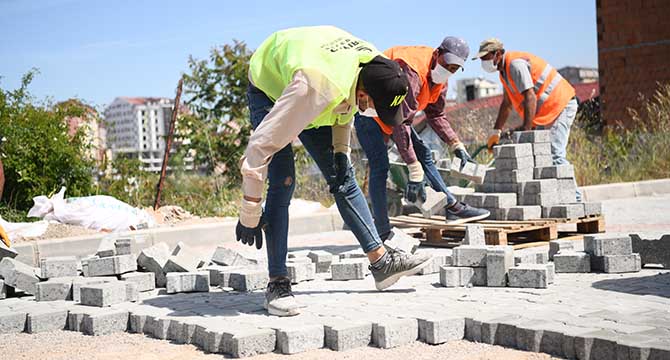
[473, 38, 581, 201]
[236, 26, 433, 317]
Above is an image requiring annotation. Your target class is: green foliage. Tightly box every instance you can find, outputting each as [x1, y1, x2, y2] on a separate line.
[0, 69, 95, 212]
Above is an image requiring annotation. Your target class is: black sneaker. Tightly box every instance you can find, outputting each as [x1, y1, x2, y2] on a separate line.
[445, 202, 491, 225]
[264, 277, 302, 317]
[370, 248, 432, 291]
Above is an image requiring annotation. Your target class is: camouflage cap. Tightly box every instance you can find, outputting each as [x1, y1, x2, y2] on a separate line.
[472, 38, 504, 60]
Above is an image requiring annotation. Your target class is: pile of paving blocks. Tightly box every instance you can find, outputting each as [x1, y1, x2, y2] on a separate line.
[630, 233, 670, 269]
[454, 130, 603, 220]
[439, 225, 555, 289]
[552, 234, 642, 274]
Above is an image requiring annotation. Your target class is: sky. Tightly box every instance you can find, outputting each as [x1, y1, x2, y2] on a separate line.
[0, 0, 598, 109]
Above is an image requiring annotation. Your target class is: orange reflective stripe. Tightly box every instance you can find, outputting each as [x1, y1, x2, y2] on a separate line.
[373, 116, 394, 135]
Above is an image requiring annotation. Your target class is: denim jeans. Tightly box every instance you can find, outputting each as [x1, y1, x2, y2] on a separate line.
[354, 114, 457, 238]
[537, 98, 582, 201]
[247, 85, 383, 277]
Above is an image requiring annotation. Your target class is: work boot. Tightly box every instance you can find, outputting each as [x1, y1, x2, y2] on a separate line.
[445, 202, 491, 225]
[370, 247, 432, 291]
[264, 277, 302, 317]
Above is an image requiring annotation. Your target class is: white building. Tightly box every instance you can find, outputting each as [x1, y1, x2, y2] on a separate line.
[558, 66, 599, 84]
[104, 97, 188, 172]
[456, 77, 502, 103]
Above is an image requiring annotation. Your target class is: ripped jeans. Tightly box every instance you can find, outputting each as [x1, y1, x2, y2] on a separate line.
[247, 84, 383, 278]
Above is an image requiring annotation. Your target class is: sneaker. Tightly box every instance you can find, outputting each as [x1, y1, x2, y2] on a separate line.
[370, 248, 432, 291]
[445, 202, 491, 225]
[264, 277, 302, 317]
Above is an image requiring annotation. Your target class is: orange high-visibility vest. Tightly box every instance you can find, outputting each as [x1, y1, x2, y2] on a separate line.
[500, 51, 575, 127]
[372, 46, 445, 135]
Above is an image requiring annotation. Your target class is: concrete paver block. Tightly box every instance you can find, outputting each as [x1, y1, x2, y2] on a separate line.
[483, 193, 517, 208]
[137, 243, 170, 287]
[452, 245, 488, 267]
[486, 246, 514, 287]
[495, 156, 534, 170]
[631, 233, 670, 268]
[86, 254, 137, 277]
[494, 143, 533, 158]
[229, 269, 268, 291]
[549, 239, 575, 260]
[506, 206, 542, 220]
[211, 246, 258, 267]
[166, 272, 210, 294]
[385, 228, 421, 254]
[286, 262, 316, 284]
[484, 207, 509, 220]
[0, 311, 27, 334]
[494, 182, 518, 193]
[324, 319, 372, 351]
[554, 251, 591, 273]
[217, 266, 247, 288]
[225, 327, 277, 358]
[416, 187, 448, 219]
[546, 262, 555, 284]
[417, 316, 465, 345]
[72, 277, 115, 302]
[96, 236, 116, 257]
[39, 256, 78, 279]
[463, 193, 486, 208]
[584, 234, 633, 256]
[372, 318, 418, 349]
[0, 257, 39, 295]
[494, 168, 534, 183]
[515, 322, 545, 352]
[128, 313, 148, 334]
[307, 250, 334, 273]
[164, 241, 203, 273]
[114, 238, 132, 256]
[439, 266, 474, 287]
[559, 190, 577, 203]
[514, 130, 551, 144]
[520, 192, 559, 206]
[0, 242, 19, 260]
[201, 264, 228, 286]
[583, 202, 603, 216]
[26, 309, 68, 333]
[472, 267, 487, 286]
[533, 155, 554, 167]
[339, 249, 367, 259]
[0, 279, 7, 299]
[418, 255, 448, 275]
[508, 264, 549, 288]
[534, 164, 575, 179]
[331, 259, 366, 281]
[543, 204, 585, 219]
[80, 281, 127, 307]
[532, 142, 552, 155]
[275, 324, 324, 354]
[464, 318, 482, 342]
[519, 179, 558, 195]
[81, 309, 129, 336]
[36, 277, 74, 301]
[120, 272, 156, 292]
[592, 254, 642, 273]
[125, 281, 139, 302]
[463, 225, 485, 246]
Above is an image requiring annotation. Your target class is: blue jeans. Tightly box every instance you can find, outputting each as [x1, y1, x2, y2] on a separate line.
[247, 85, 383, 277]
[354, 114, 456, 239]
[537, 98, 582, 201]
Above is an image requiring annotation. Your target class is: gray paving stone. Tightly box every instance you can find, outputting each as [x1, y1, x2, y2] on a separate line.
[217, 266, 247, 288]
[494, 143, 533, 158]
[559, 190, 578, 204]
[506, 206, 542, 220]
[307, 250, 334, 272]
[535, 252, 549, 264]
[515, 322, 545, 352]
[534, 164, 575, 179]
[452, 245, 488, 267]
[86, 254, 137, 277]
[26, 308, 68, 333]
[479, 315, 521, 346]
[416, 187, 449, 218]
[495, 156, 534, 170]
[128, 313, 148, 334]
[0, 279, 7, 299]
[164, 241, 203, 273]
[286, 262, 315, 284]
[494, 182, 519, 193]
[584, 234, 633, 256]
[630, 233, 670, 268]
[549, 239, 575, 260]
[36, 277, 74, 301]
[418, 255, 447, 275]
[483, 193, 517, 208]
[487, 246, 514, 287]
[574, 329, 619, 360]
[495, 168, 534, 183]
[385, 228, 421, 254]
[514, 130, 551, 144]
[339, 249, 367, 259]
[439, 266, 474, 287]
[418, 316, 465, 345]
[583, 202, 603, 216]
[472, 267, 487, 286]
[211, 246, 258, 267]
[532, 142, 552, 155]
[201, 264, 228, 286]
[114, 238, 132, 256]
[519, 179, 558, 195]
[464, 318, 483, 342]
[137, 242, 170, 287]
[166, 272, 210, 294]
[72, 277, 115, 302]
[146, 316, 171, 340]
[591, 254, 642, 273]
[225, 327, 277, 358]
[80, 282, 127, 307]
[508, 264, 549, 288]
[120, 272, 156, 292]
[0, 242, 19, 260]
[534, 155, 554, 168]
[0, 257, 39, 295]
[125, 281, 139, 302]
[229, 269, 268, 291]
[520, 192, 559, 206]
[331, 259, 366, 281]
[554, 251, 592, 273]
[81, 308, 129, 336]
[372, 318, 418, 349]
[543, 204, 585, 219]
[39, 256, 78, 279]
[546, 262, 555, 284]
[484, 207, 509, 220]
[0, 311, 27, 334]
[275, 324, 324, 354]
[463, 193, 486, 208]
[463, 225, 486, 246]
[324, 319, 372, 351]
[96, 236, 116, 257]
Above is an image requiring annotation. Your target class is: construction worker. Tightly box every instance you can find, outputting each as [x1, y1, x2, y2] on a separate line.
[474, 38, 581, 201]
[236, 26, 432, 317]
[354, 37, 491, 241]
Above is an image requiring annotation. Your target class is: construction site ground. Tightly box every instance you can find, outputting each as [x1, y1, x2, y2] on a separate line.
[2, 194, 670, 359]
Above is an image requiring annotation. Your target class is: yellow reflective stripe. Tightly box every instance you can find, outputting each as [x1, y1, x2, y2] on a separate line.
[390, 93, 407, 107]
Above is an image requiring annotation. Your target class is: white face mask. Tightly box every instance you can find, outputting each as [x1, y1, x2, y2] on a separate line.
[430, 63, 453, 84]
[482, 59, 498, 73]
[359, 107, 378, 117]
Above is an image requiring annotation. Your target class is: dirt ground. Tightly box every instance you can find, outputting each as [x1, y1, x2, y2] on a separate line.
[2, 331, 558, 360]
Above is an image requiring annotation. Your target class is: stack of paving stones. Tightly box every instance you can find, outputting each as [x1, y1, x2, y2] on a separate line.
[462, 130, 603, 220]
[439, 225, 555, 289]
[630, 233, 670, 269]
[553, 234, 642, 274]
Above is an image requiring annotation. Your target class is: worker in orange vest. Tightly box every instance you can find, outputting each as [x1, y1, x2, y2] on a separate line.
[354, 36, 490, 242]
[474, 38, 581, 201]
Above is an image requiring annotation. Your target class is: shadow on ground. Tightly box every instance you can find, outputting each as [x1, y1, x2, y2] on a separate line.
[592, 270, 670, 298]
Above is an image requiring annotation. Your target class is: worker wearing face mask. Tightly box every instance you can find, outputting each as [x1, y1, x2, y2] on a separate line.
[473, 38, 581, 201]
[354, 36, 491, 242]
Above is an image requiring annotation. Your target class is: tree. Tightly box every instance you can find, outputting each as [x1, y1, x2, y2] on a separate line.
[180, 40, 252, 189]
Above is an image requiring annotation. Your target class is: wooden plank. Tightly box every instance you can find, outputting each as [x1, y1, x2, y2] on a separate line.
[577, 217, 606, 233]
[424, 228, 443, 242]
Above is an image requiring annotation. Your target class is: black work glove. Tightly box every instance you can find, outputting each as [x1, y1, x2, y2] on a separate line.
[405, 180, 427, 204]
[454, 148, 474, 170]
[330, 152, 352, 194]
[235, 214, 267, 250]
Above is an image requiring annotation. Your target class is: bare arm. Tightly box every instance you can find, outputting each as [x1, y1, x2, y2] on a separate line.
[494, 91, 513, 130]
[521, 89, 537, 130]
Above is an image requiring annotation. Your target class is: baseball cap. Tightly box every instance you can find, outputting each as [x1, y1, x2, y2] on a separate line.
[472, 38, 504, 60]
[360, 56, 409, 126]
[438, 36, 470, 68]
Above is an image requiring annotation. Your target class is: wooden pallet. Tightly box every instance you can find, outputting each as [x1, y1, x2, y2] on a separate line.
[390, 214, 605, 246]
